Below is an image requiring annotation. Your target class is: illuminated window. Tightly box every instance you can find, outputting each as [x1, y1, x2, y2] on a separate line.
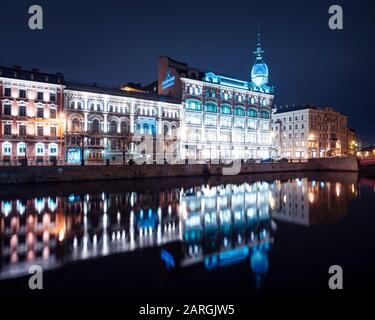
[35, 143, 45, 156]
[204, 102, 217, 113]
[220, 104, 231, 114]
[234, 106, 245, 116]
[205, 115, 217, 126]
[49, 143, 58, 155]
[2, 142, 12, 155]
[261, 111, 269, 119]
[17, 142, 26, 156]
[247, 109, 257, 117]
[186, 99, 202, 111]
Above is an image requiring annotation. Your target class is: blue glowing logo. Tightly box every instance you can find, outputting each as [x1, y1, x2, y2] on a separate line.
[161, 249, 175, 269]
[162, 70, 175, 90]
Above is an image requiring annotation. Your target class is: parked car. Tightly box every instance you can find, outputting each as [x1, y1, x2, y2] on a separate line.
[275, 158, 289, 163]
[260, 157, 274, 163]
[245, 158, 257, 163]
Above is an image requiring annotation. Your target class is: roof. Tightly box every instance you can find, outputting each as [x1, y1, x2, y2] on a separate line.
[66, 80, 180, 104]
[274, 104, 347, 117]
[0, 65, 64, 85]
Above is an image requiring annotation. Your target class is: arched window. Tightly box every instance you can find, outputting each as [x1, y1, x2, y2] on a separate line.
[49, 143, 58, 155]
[136, 123, 141, 132]
[186, 99, 202, 111]
[250, 97, 257, 105]
[261, 111, 270, 119]
[2, 142, 12, 155]
[247, 109, 258, 118]
[220, 104, 231, 115]
[171, 125, 177, 137]
[121, 121, 128, 133]
[205, 102, 217, 113]
[72, 118, 80, 132]
[151, 125, 156, 136]
[77, 102, 82, 110]
[143, 123, 149, 134]
[164, 124, 169, 136]
[35, 143, 45, 156]
[92, 119, 100, 132]
[17, 142, 26, 156]
[110, 120, 117, 133]
[234, 106, 245, 116]
[70, 101, 75, 109]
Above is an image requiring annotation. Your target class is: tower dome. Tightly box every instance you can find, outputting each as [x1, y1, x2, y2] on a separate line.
[251, 25, 269, 86]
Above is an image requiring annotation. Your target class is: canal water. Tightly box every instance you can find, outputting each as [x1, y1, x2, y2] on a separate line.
[0, 172, 374, 302]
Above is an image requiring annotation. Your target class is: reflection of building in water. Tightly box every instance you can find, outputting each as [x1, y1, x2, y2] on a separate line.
[0, 178, 358, 279]
[178, 182, 273, 283]
[270, 179, 358, 226]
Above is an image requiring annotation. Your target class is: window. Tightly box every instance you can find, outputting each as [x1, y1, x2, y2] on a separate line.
[164, 124, 169, 136]
[220, 117, 231, 128]
[37, 92, 44, 101]
[3, 104, 11, 115]
[50, 93, 56, 102]
[37, 126, 44, 137]
[205, 115, 217, 126]
[143, 123, 149, 134]
[247, 109, 257, 117]
[234, 106, 245, 116]
[50, 127, 57, 137]
[72, 119, 80, 132]
[248, 119, 257, 130]
[295, 124, 298, 129]
[261, 111, 270, 119]
[36, 143, 44, 156]
[186, 99, 202, 111]
[92, 119, 100, 132]
[50, 108, 56, 119]
[17, 143, 26, 156]
[289, 117, 292, 121]
[49, 143, 58, 155]
[2, 142, 12, 155]
[234, 118, 245, 129]
[91, 104, 95, 111]
[121, 122, 128, 133]
[19, 89, 26, 99]
[19, 105, 26, 116]
[37, 107, 44, 118]
[4, 124, 11, 135]
[4, 88, 11, 97]
[19, 125, 26, 136]
[77, 102, 82, 110]
[110, 121, 117, 133]
[220, 104, 231, 115]
[204, 102, 217, 113]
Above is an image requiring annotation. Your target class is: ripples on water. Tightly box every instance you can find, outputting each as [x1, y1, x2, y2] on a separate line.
[0, 173, 362, 282]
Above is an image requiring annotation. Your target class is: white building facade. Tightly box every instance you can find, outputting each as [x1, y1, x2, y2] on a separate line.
[64, 84, 181, 164]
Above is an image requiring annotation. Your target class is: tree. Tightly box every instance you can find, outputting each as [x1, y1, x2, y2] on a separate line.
[67, 125, 89, 166]
[117, 130, 133, 165]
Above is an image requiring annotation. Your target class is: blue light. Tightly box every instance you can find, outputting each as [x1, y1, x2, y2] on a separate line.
[250, 249, 269, 275]
[68, 194, 76, 203]
[320, 182, 325, 188]
[312, 180, 316, 187]
[162, 70, 175, 90]
[161, 249, 175, 269]
[205, 246, 250, 270]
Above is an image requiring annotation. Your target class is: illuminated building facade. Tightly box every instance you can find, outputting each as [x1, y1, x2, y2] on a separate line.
[0, 66, 65, 165]
[155, 32, 275, 161]
[272, 105, 349, 159]
[64, 83, 181, 163]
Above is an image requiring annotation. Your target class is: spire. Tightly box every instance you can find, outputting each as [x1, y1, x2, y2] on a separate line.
[254, 21, 264, 62]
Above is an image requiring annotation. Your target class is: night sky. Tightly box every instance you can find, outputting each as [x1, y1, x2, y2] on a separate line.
[1, 0, 374, 144]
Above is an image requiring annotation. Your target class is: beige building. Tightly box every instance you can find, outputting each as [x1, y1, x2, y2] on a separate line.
[271, 105, 348, 159]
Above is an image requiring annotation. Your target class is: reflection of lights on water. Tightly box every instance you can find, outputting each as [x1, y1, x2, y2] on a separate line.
[268, 192, 275, 209]
[312, 180, 316, 188]
[103, 213, 108, 229]
[351, 184, 355, 194]
[16, 200, 25, 215]
[320, 182, 325, 188]
[3, 201, 12, 217]
[58, 229, 65, 242]
[308, 192, 315, 204]
[283, 194, 287, 204]
[93, 234, 97, 247]
[336, 183, 341, 198]
[48, 197, 57, 211]
[73, 237, 78, 248]
[35, 198, 44, 213]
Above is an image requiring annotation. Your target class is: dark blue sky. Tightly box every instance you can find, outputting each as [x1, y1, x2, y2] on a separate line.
[1, 0, 374, 144]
